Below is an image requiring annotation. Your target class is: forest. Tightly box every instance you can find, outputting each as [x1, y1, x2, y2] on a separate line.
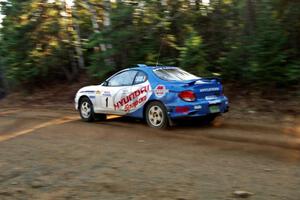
[0, 0, 299, 93]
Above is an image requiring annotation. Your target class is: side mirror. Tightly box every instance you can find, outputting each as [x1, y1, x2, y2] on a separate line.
[102, 80, 108, 86]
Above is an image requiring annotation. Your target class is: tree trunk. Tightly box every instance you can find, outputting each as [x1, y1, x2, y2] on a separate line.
[59, 0, 81, 80]
[82, 0, 107, 51]
[196, 0, 202, 10]
[82, 0, 115, 66]
[245, 0, 256, 36]
[71, 3, 86, 69]
[0, 40, 9, 92]
[0, 63, 8, 97]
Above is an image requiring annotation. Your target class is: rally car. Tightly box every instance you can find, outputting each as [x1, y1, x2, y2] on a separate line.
[75, 64, 229, 128]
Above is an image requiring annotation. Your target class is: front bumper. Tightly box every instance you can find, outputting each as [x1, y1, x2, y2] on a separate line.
[74, 96, 79, 110]
[167, 96, 229, 119]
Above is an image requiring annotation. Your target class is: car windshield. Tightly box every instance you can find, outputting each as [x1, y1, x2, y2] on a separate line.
[153, 68, 198, 81]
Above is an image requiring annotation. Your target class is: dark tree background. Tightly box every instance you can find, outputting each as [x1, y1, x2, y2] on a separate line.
[0, 0, 299, 92]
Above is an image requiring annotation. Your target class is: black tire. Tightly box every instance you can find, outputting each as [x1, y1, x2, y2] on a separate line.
[79, 97, 95, 122]
[201, 114, 219, 125]
[145, 101, 169, 129]
[94, 113, 107, 121]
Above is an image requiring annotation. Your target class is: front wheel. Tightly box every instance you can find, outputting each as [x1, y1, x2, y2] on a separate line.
[145, 102, 169, 129]
[79, 97, 95, 122]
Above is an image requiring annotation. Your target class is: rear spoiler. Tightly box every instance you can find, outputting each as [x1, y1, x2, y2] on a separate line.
[202, 77, 222, 82]
[187, 77, 222, 86]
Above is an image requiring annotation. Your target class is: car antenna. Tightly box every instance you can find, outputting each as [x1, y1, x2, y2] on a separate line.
[155, 37, 164, 67]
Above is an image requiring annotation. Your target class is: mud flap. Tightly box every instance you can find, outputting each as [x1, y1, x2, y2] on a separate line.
[167, 114, 175, 127]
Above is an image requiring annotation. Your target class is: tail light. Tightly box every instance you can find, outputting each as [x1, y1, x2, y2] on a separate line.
[178, 90, 196, 102]
[175, 106, 189, 113]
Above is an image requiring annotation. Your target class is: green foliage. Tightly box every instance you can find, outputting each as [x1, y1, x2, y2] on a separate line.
[221, 0, 300, 88]
[0, 0, 299, 90]
[0, 0, 80, 87]
[179, 29, 207, 75]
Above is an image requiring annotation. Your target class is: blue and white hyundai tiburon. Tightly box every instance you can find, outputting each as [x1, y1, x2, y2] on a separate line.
[75, 64, 229, 128]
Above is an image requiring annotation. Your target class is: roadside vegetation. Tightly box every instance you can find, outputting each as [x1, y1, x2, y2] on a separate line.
[0, 0, 299, 95]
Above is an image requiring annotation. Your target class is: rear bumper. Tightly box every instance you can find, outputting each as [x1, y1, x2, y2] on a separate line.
[166, 96, 229, 119]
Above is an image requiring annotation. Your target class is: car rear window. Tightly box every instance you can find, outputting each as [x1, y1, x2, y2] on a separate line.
[153, 68, 198, 81]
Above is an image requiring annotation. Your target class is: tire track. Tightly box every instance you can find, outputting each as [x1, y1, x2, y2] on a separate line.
[0, 116, 78, 142]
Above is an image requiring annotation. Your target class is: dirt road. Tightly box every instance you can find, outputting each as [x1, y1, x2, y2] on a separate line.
[0, 108, 300, 200]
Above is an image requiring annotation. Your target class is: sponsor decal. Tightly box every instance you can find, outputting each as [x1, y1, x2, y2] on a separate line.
[199, 87, 219, 92]
[154, 85, 168, 98]
[135, 75, 146, 83]
[96, 90, 101, 95]
[80, 90, 95, 94]
[103, 91, 111, 96]
[205, 95, 217, 100]
[194, 105, 202, 110]
[208, 99, 221, 104]
[114, 85, 150, 111]
[124, 95, 147, 112]
[89, 95, 95, 99]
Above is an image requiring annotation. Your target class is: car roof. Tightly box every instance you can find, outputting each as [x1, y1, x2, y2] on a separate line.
[128, 64, 177, 71]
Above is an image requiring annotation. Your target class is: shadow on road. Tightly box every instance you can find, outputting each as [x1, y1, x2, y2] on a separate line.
[102, 115, 215, 130]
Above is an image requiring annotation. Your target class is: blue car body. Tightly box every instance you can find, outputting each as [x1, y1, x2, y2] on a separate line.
[75, 64, 229, 122]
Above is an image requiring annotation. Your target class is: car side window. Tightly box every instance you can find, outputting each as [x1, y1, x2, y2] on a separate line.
[107, 70, 138, 86]
[134, 71, 147, 84]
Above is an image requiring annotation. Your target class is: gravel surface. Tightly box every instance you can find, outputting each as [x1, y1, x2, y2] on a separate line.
[0, 108, 300, 200]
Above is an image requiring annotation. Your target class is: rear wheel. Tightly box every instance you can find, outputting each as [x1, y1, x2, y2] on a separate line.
[145, 101, 169, 129]
[202, 114, 219, 125]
